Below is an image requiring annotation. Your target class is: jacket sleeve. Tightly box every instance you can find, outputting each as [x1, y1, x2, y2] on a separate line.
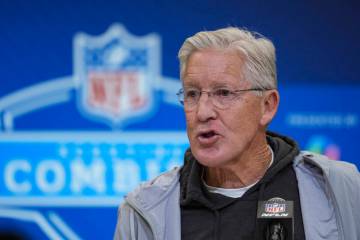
[330, 160, 360, 240]
[113, 202, 136, 240]
[316, 156, 360, 240]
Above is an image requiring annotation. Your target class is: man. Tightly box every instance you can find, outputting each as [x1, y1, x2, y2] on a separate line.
[114, 27, 360, 240]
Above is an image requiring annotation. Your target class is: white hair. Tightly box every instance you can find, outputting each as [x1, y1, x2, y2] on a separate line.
[178, 27, 277, 90]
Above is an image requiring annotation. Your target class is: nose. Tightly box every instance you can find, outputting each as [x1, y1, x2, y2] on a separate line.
[195, 92, 217, 122]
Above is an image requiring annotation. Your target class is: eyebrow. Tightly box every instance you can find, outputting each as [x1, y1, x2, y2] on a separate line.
[211, 83, 235, 89]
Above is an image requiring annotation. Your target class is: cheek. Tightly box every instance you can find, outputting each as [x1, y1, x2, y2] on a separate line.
[185, 112, 192, 126]
[225, 104, 262, 134]
[185, 113, 196, 135]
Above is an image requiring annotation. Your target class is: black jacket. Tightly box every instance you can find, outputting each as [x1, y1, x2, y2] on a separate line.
[180, 132, 306, 240]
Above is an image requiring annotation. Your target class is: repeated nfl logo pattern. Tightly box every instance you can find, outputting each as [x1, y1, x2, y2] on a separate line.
[74, 24, 161, 127]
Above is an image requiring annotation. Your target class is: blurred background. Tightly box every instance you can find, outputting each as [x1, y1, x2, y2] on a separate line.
[0, 0, 359, 239]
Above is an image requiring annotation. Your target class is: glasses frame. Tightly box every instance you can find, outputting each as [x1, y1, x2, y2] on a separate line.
[176, 87, 271, 110]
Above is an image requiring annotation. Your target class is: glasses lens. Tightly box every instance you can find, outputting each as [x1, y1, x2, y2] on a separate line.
[177, 88, 261, 110]
[212, 89, 235, 108]
[185, 89, 200, 105]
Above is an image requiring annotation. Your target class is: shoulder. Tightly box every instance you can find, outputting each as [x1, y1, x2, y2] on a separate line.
[300, 151, 358, 173]
[115, 167, 182, 239]
[132, 166, 181, 194]
[295, 151, 360, 187]
[126, 167, 182, 208]
[294, 151, 360, 239]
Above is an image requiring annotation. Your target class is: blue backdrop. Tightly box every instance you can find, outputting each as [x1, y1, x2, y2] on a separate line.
[0, 0, 359, 239]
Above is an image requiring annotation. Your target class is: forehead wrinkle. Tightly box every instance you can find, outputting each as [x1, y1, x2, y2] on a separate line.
[184, 70, 248, 90]
[183, 50, 249, 88]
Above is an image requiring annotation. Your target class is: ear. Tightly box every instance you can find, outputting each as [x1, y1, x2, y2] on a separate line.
[260, 90, 280, 126]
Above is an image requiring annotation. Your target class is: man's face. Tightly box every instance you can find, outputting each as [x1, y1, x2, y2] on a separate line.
[183, 49, 267, 168]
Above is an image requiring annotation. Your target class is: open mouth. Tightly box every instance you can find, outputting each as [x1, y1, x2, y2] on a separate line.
[200, 131, 216, 138]
[197, 130, 220, 145]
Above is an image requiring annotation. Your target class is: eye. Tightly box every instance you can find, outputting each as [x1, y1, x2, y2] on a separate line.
[214, 88, 232, 97]
[184, 89, 199, 99]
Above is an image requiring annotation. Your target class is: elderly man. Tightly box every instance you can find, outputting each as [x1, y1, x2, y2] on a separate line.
[114, 27, 360, 240]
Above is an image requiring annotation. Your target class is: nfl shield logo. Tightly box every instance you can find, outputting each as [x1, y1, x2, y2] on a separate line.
[74, 24, 161, 127]
[265, 202, 286, 213]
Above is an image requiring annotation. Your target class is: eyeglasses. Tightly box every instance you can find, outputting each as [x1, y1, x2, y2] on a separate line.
[176, 87, 269, 110]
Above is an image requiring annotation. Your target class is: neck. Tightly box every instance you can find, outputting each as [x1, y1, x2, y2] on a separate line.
[204, 133, 272, 188]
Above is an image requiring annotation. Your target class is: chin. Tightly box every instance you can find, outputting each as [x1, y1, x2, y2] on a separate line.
[191, 147, 229, 168]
